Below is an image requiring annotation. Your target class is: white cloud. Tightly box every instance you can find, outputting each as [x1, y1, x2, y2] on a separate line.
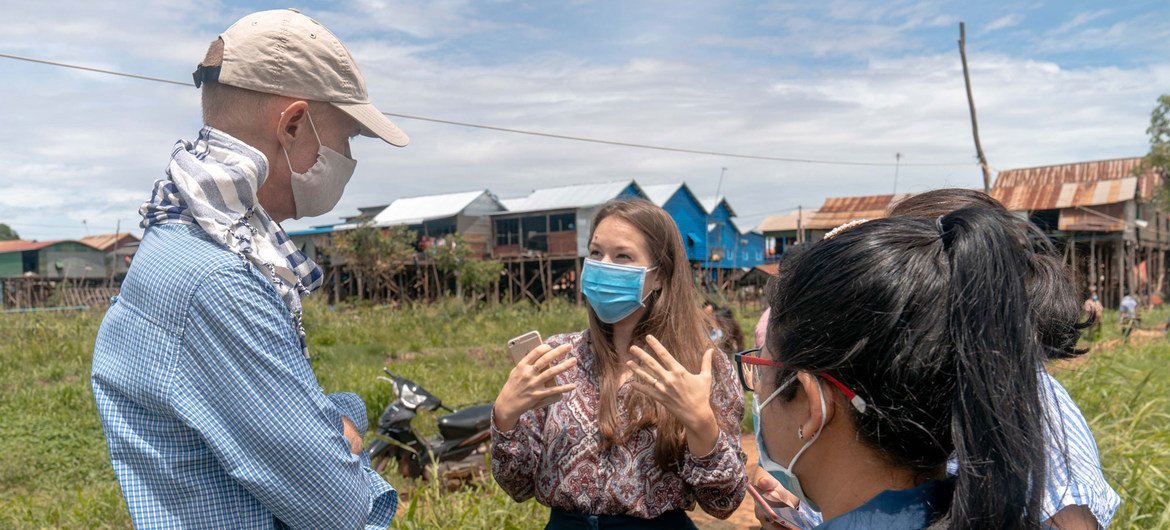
[1, 1, 1166, 240]
[983, 14, 1022, 33]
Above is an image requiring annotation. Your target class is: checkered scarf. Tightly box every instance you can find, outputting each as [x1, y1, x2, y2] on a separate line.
[140, 126, 323, 357]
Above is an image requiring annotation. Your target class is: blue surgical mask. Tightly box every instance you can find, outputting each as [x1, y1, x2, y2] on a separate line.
[753, 374, 827, 512]
[581, 259, 657, 324]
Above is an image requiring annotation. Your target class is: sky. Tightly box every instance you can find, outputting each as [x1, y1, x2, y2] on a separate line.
[1, 0, 1168, 240]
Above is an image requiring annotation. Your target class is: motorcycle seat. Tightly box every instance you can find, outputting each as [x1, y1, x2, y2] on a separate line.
[438, 404, 493, 439]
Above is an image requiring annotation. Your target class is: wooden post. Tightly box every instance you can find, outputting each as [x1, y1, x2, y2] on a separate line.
[958, 22, 992, 193]
[519, 260, 527, 304]
[575, 258, 583, 305]
[1117, 238, 1126, 300]
[509, 262, 517, 305]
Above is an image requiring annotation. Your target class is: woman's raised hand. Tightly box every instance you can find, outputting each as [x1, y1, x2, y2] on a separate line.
[627, 335, 720, 455]
[493, 343, 577, 432]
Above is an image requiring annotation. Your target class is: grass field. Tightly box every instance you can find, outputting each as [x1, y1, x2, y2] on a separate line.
[1, 299, 1168, 528]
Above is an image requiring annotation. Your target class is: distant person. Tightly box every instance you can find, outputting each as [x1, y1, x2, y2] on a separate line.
[492, 199, 747, 529]
[1119, 293, 1140, 341]
[1083, 287, 1104, 341]
[91, 10, 407, 529]
[751, 189, 1118, 529]
[705, 302, 746, 353]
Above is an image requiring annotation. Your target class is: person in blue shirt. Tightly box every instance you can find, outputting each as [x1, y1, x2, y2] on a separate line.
[91, 9, 411, 529]
[741, 206, 1092, 529]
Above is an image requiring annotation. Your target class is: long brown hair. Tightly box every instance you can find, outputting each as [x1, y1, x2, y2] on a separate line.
[586, 199, 716, 469]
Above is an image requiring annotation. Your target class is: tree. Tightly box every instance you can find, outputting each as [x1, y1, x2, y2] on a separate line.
[1138, 94, 1170, 206]
[0, 223, 19, 241]
[425, 233, 472, 298]
[457, 257, 503, 304]
[331, 223, 416, 301]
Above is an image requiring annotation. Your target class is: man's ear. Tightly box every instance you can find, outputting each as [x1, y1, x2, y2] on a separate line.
[275, 100, 311, 150]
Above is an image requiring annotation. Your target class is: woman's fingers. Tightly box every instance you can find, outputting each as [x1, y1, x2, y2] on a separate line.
[646, 335, 683, 371]
[536, 356, 578, 384]
[700, 348, 714, 376]
[625, 360, 659, 387]
[628, 381, 659, 401]
[756, 474, 799, 507]
[533, 343, 573, 371]
[628, 345, 668, 378]
[520, 343, 552, 365]
[533, 383, 577, 399]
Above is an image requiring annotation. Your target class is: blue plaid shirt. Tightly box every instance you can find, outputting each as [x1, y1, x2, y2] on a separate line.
[92, 223, 397, 529]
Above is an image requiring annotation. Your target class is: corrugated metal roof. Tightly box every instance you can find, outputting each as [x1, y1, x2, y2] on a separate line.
[757, 209, 820, 232]
[79, 233, 139, 252]
[0, 240, 67, 253]
[372, 190, 496, 226]
[990, 177, 1137, 211]
[699, 195, 737, 217]
[497, 180, 642, 215]
[641, 183, 684, 207]
[808, 194, 906, 229]
[994, 157, 1160, 199]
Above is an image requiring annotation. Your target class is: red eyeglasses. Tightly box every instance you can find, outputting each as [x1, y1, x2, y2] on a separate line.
[733, 348, 868, 414]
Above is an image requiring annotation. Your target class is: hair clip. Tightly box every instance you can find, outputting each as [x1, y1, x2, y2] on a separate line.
[823, 219, 870, 241]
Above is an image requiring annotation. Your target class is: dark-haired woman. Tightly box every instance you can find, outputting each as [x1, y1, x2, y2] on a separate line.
[491, 199, 747, 529]
[746, 207, 1062, 529]
[752, 189, 1118, 529]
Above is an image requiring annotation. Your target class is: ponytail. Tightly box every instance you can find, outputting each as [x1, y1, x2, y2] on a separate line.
[938, 208, 1046, 529]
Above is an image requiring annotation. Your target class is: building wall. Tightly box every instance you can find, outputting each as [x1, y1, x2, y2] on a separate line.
[704, 202, 741, 269]
[660, 190, 708, 262]
[0, 252, 23, 278]
[733, 232, 765, 268]
[36, 242, 108, 279]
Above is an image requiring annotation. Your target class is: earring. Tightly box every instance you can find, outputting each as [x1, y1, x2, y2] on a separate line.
[798, 426, 804, 440]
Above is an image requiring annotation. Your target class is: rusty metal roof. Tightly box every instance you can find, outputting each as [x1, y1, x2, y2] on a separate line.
[994, 157, 1160, 199]
[0, 240, 65, 253]
[808, 193, 908, 229]
[79, 233, 140, 252]
[757, 209, 819, 232]
[990, 177, 1137, 211]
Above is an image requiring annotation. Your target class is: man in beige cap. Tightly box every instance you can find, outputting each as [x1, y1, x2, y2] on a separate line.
[91, 9, 405, 529]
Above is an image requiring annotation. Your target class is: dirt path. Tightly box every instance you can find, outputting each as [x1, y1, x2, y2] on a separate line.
[690, 433, 761, 530]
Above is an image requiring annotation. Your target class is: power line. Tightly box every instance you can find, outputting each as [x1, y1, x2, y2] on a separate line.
[1, 51, 976, 168]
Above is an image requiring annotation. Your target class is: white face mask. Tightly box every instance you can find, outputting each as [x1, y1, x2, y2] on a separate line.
[753, 373, 827, 512]
[283, 111, 357, 219]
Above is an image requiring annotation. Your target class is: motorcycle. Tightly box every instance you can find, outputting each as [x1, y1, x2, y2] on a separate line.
[366, 368, 494, 481]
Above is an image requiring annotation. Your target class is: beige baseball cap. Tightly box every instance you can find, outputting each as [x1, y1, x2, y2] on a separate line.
[195, 8, 408, 147]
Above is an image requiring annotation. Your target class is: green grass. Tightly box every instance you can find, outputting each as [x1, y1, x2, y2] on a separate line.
[0, 300, 1167, 528]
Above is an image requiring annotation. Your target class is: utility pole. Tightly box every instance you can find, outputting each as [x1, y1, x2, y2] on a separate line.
[892, 152, 902, 195]
[958, 22, 992, 193]
[715, 167, 728, 199]
[797, 205, 804, 244]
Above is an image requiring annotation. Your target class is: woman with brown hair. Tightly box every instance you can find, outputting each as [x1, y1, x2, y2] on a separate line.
[491, 198, 747, 529]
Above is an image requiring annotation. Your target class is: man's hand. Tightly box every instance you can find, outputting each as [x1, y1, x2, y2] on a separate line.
[341, 416, 362, 455]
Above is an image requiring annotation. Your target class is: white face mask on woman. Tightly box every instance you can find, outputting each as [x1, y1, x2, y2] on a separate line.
[283, 111, 357, 219]
[753, 375, 828, 512]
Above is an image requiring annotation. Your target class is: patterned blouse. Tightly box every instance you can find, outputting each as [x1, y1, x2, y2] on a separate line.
[491, 330, 747, 519]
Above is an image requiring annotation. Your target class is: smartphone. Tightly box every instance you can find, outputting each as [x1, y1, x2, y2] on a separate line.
[747, 485, 802, 529]
[507, 331, 566, 407]
[507, 331, 543, 364]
